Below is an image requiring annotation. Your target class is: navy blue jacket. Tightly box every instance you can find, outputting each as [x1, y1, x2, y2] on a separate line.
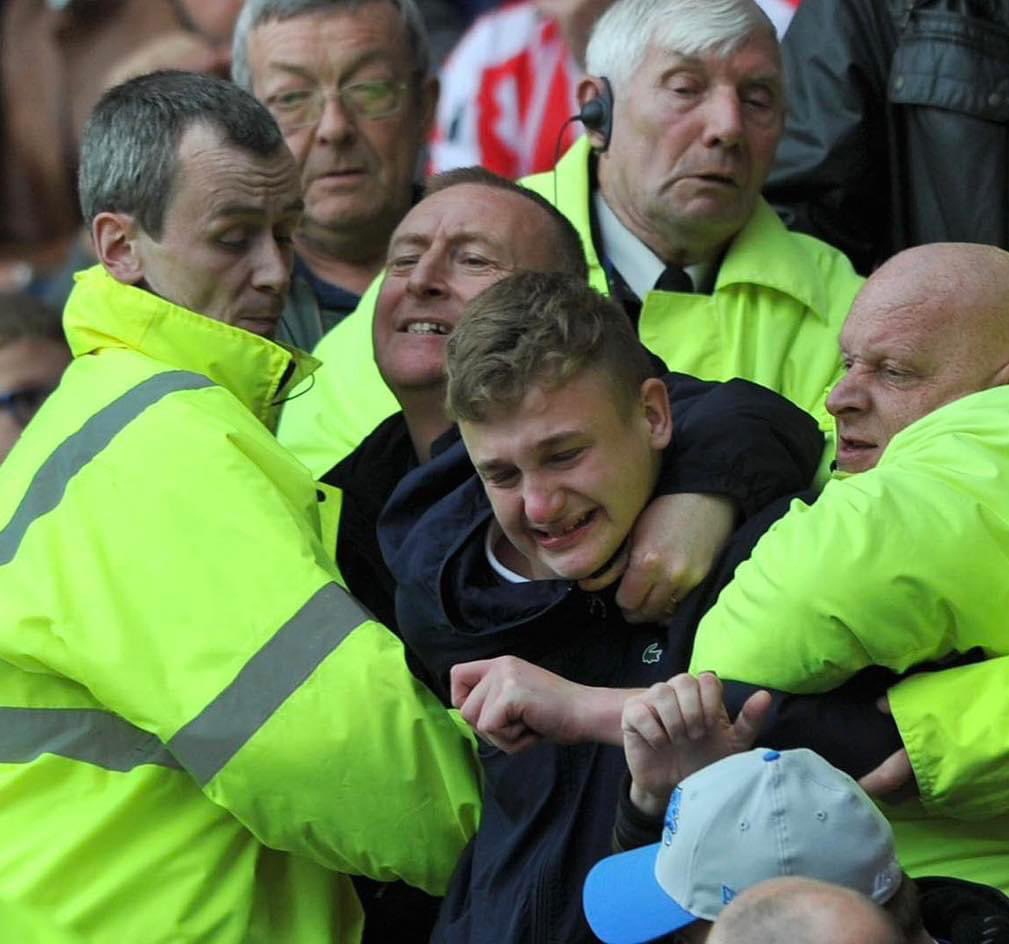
[379, 375, 823, 944]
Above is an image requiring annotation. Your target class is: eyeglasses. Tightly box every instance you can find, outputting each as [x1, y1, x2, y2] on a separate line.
[265, 79, 410, 132]
[0, 386, 56, 428]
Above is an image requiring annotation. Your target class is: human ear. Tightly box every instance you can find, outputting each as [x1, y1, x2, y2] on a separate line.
[576, 76, 613, 152]
[92, 212, 146, 286]
[640, 376, 673, 449]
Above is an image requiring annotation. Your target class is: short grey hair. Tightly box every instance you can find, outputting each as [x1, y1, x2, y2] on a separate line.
[585, 0, 776, 90]
[78, 70, 285, 238]
[231, 0, 432, 92]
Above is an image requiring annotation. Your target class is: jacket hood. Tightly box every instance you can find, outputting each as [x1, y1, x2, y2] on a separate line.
[380, 431, 570, 636]
[64, 265, 320, 431]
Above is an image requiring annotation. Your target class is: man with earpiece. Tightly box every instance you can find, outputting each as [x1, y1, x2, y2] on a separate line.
[522, 0, 862, 476]
[276, 0, 857, 481]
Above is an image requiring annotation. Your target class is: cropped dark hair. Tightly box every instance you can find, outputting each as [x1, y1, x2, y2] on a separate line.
[79, 70, 286, 238]
[425, 167, 589, 282]
[446, 271, 654, 422]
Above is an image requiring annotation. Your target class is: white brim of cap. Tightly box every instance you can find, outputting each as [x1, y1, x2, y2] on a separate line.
[583, 841, 698, 943]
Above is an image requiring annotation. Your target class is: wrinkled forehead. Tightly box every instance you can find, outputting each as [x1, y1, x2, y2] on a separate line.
[250, 2, 413, 75]
[167, 125, 302, 220]
[390, 185, 546, 251]
[635, 26, 781, 82]
[840, 278, 945, 357]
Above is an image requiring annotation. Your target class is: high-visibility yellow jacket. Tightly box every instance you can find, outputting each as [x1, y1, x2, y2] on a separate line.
[0, 266, 481, 944]
[278, 136, 862, 477]
[0, 897, 87, 944]
[690, 387, 1009, 891]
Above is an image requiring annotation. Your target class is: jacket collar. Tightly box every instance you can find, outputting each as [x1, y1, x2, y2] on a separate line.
[554, 136, 832, 320]
[64, 265, 320, 430]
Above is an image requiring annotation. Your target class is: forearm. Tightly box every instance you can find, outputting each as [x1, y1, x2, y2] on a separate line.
[658, 374, 823, 516]
[721, 673, 903, 780]
[568, 685, 644, 746]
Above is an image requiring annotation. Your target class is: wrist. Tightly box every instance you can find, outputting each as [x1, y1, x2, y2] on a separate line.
[629, 780, 670, 818]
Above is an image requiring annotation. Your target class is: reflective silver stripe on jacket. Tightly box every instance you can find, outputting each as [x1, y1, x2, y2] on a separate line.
[0, 370, 214, 565]
[0, 707, 182, 771]
[169, 582, 371, 786]
[0, 585, 367, 778]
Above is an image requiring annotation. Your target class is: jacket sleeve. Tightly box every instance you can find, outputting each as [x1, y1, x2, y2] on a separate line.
[721, 671, 903, 780]
[45, 394, 481, 895]
[656, 373, 824, 518]
[688, 469, 978, 692]
[888, 658, 1009, 820]
[763, 0, 897, 275]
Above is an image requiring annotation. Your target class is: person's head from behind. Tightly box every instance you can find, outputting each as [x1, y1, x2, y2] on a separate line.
[446, 271, 671, 581]
[828, 243, 1009, 472]
[374, 166, 588, 401]
[0, 294, 71, 463]
[232, 0, 437, 256]
[581, 0, 783, 265]
[79, 70, 303, 339]
[706, 877, 902, 944]
[583, 748, 924, 944]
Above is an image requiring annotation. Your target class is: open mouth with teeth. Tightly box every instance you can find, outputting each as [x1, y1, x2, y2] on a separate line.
[404, 321, 451, 336]
[531, 509, 597, 549]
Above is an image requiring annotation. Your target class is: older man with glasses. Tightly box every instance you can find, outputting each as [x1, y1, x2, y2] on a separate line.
[0, 293, 70, 464]
[231, 0, 438, 350]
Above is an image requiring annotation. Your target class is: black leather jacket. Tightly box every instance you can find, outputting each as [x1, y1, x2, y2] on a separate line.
[766, 0, 1009, 275]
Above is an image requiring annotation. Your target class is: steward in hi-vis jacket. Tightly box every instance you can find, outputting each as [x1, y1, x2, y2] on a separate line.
[691, 388, 1009, 893]
[0, 265, 481, 943]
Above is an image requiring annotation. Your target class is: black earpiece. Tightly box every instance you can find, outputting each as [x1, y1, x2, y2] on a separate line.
[578, 76, 613, 152]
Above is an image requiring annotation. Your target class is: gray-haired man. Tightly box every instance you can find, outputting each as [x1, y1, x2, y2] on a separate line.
[232, 0, 439, 347]
[0, 70, 479, 944]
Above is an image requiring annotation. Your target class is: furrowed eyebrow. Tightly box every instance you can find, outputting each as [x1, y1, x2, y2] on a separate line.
[267, 50, 394, 83]
[535, 431, 581, 451]
[475, 460, 512, 477]
[208, 199, 305, 221]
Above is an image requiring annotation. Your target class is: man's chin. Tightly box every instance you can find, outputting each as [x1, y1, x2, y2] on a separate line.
[238, 317, 279, 339]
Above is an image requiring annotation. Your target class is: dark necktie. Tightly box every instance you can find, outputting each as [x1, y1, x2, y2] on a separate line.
[653, 265, 693, 294]
[609, 265, 693, 330]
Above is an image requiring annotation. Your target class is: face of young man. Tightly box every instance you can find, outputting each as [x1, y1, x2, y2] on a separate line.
[126, 123, 303, 338]
[373, 184, 571, 394]
[246, 2, 436, 250]
[594, 30, 783, 262]
[461, 368, 671, 580]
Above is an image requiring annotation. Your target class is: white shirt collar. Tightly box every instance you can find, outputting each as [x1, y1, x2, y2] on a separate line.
[485, 521, 530, 584]
[593, 190, 715, 297]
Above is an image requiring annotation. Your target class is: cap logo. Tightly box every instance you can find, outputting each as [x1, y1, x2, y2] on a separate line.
[662, 786, 683, 843]
[873, 866, 898, 899]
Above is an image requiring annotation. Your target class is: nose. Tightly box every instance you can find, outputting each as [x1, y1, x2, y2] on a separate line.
[405, 250, 449, 299]
[251, 236, 292, 295]
[826, 368, 865, 417]
[700, 88, 744, 148]
[522, 475, 565, 525]
[314, 91, 355, 144]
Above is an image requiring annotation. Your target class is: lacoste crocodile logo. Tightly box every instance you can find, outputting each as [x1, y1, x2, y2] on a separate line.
[642, 643, 663, 664]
